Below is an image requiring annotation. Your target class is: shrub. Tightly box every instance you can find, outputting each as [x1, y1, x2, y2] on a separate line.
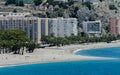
[109, 5, 117, 10]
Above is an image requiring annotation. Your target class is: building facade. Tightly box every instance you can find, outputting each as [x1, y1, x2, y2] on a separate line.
[82, 20, 102, 37]
[0, 17, 78, 43]
[0, 12, 31, 17]
[48, 18, 78, 37]
[40, 18, 49, 36]
[117, 19, 120, 34]
[0, 17, 41, 43]
[109, 17, 118, 35]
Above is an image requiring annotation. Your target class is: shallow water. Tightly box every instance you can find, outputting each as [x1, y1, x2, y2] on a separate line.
[76, 47, 120, 58]
[1, 60, 120, 75]
[1, 47, 120, 75]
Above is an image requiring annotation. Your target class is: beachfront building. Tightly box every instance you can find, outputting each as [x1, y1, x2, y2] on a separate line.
[109, 17, 118, 35]
[82, 20, 102, 37]
[0, 16, 78, 43]
[117, 18, 120, 34]
[41, 18, 49, 36]
[109, 16, 120, 35]
[48, 18, 78, 37]
[0, 17, 42, 43]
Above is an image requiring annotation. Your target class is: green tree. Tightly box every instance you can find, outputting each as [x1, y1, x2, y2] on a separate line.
[59, 2, 68, 9]
[82, 2, 92, 10]
[5, 0, 16, 5]
[0, 29, 36, 54]
[109, 4, 117, 10]
[46, 0, 54, 4]
[68, 0, 74, 6]
[13, 9, 17, 13]
[34, 0, 42, 6]
[16, 0, 24, 6]
[99, 0, 104, 2]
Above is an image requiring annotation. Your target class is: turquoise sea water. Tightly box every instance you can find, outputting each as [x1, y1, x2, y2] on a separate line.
[76, 47, 120, 58]
[1, 47, 120, 75]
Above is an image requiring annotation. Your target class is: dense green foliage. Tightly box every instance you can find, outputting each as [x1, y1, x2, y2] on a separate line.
[46, 0, 76, 18]
[34, 0, 42, 6]
[46, 0, 74, 8]
[99, 0, 105, 2]
[5, 0, 16, 5]
[41, 34, 120, 46]
[5, 0, 42, 6]
[82, 2, 92, 10]
[22, 0, 34, 4]
[5, 0, 24, 6]
[16, 0, 24, 6]
[0, 29, 36, 55]
[109, 4, 117, 10]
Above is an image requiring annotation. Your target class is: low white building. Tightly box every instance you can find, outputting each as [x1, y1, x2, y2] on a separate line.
[0, 12, 31, 17]
[82, 20, 102, 37]
[48, 18, 78, 37]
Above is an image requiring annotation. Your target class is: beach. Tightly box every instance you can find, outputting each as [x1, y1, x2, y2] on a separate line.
[0, 41, 120, 66]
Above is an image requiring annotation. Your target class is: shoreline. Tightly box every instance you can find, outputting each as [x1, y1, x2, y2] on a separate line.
[0, 57, 117, 68]
[0, 41, 120, 67]
[0, 58, 116, 68]
[73, 46, 120, 54]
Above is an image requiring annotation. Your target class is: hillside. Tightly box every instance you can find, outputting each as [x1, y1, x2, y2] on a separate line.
[0, 0, 119, 33]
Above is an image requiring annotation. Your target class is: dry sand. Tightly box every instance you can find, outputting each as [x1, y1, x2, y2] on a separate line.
[0, 41, 120, 66]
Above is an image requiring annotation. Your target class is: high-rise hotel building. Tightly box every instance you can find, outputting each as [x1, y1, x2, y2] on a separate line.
[48, 18, 78, 37]
[0, 17, 41, 43]
[0, 15, 78, 43]
[109, 17, 117, 35]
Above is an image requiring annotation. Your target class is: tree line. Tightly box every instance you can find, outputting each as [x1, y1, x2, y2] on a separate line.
[0, 29, 36, 55]
[5, 0, 42, 6]
[41, 33, 120, 46]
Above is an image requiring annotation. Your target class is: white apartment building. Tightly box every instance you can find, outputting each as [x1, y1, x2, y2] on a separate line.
[48, 18, 78, 37]
[0, 17, 41, 43]
[82, 20, 101, 37]
[0, 15, 78, 43]
[0, 12, 31, 17]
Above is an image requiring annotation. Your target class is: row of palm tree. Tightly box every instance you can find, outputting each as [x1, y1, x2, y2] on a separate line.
[41, 33, 120, 46]
[0, 29, 36, 55]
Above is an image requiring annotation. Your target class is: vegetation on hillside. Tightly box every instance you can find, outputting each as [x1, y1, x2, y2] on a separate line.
[34, 0, 42, 6]
[5, 0, 24, 6]
[109, 4, 117, 10]
[5, 0, 42, 6]
[22, 0, 34, 4]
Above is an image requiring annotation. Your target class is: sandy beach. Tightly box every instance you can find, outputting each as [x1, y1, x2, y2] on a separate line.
[0, 41, 120, 66]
